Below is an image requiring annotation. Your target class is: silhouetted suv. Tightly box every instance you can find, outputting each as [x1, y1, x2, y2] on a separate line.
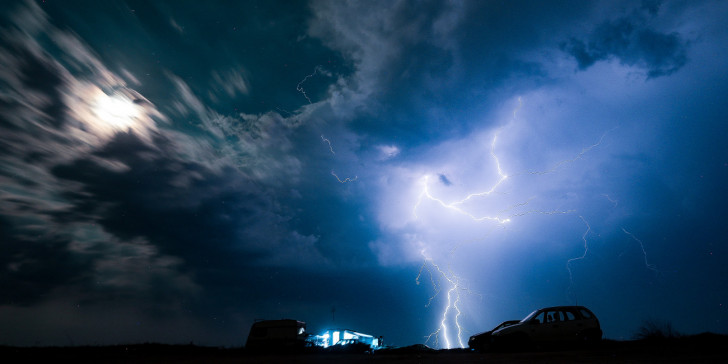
[490, 306, 602, 350]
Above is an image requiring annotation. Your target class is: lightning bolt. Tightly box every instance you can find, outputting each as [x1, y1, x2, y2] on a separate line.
[418, 252, 466, 349]
[321, 135, 335, 155]
[416, 259, 441, 307]
[567, 216, 592, 304]
[275, 107, 294, 117]
[525, 127, 616, 176]
[321, 135, 356, 184]
[409, 99, 541, 348]
[413, 133, 511, 224]
[603, 193, 618, 207]
[296, 66, 322, 104]
[412, 97, 582, 224]
[412, 131, 577, 225]
[296, 68, 357, 186]
[330, 170, 357, 183]
[621, 227, 659, 274]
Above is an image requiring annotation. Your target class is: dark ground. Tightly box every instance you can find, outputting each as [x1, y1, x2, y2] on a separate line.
[2, 334, 727, 363]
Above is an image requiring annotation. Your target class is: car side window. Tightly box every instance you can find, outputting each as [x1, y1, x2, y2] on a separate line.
[544, 310, 562, 322]
[549, 311, 563, 321]
[563, 310, 576, 321]
[579, 308, 594, 319]
[532, 312, 546, 324]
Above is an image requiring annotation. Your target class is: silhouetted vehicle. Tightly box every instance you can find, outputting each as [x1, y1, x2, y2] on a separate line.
[468, 320, 520, 352]
[245, 319, 308, 353]
[490, 306, 602, 350]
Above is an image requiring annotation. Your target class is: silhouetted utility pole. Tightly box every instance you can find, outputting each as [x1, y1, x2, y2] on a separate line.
[331, 306, 336, 322]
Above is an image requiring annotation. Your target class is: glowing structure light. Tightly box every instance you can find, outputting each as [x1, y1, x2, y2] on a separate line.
[309, 328, 382, 349]
[246, 319, 382, 352]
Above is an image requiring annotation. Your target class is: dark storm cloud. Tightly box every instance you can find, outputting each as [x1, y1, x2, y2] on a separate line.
[0, 216, 91, 305]
[0, 12, 67, 136]
[50, 130, 318, 270]
[306, 0, 586, 142]
[4, 47, 66, 129]
[562, 3, 688, 78]
[438, 173, 452, 186]
[307, 0, 471, 140]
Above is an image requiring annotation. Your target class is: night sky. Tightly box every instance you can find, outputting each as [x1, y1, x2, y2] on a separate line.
[1, 0, 727, 348]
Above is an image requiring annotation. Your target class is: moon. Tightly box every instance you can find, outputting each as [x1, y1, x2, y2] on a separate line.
[92, 92, 140, 130]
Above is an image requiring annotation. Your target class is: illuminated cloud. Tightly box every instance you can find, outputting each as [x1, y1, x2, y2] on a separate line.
[377, 144, 400, 160]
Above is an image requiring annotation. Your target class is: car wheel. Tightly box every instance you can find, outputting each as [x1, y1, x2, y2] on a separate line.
[580, 330, 601, 347]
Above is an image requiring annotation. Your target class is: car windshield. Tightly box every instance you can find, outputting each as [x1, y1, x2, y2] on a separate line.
[520, 309, 541, 323]
[495, 321, 513, 330]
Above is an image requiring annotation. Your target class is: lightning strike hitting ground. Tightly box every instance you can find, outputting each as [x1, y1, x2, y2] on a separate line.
[411, 100, 523, 348]
[418, 253, 466, 349]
